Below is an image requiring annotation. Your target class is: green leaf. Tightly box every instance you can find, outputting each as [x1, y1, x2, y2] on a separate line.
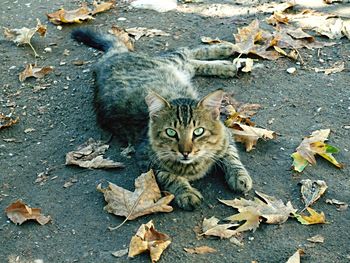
[325, 144, 339, 153]
[291, 152, 308, 172]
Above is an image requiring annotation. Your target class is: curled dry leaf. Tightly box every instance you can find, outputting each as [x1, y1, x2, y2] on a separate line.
[184, 246, 217, 254]
[65, 138, 124, 169]
[128, 220, 171, 262]
[47, 3, 94, 25]
[300, 179, 328, 208]
[91, 0, 115, 15]
[5, 200, 51, 225]
[291, 129, 343, 172]
[19, 64, 53, 82]
[125, 27, 170, 41]
[293, 207, 326, 225]
[108, 26, 135, 51]
[97, 170, 174, 221]
[0, 113, 19, 130]
[228, 123, 276, 152]
[286, 249, 304, 263]
[220, 191, 296, 234]
[200, 216, 238, 239]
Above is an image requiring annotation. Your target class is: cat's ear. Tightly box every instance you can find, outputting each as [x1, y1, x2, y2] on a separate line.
[145, 92, 170, 117]
[197, 89, 224, 120]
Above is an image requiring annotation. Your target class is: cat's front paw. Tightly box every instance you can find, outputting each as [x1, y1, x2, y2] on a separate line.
[227, 170, 253, 193]
[175, 188, 203, 211]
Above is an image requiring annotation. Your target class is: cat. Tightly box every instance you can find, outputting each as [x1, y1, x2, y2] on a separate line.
[72, 29, 253, 210]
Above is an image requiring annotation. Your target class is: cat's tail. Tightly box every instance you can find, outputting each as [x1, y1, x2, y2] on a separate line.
[71, 28, 128, 53]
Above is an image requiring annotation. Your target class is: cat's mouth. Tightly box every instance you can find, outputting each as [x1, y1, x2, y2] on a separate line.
[179, 158, 194, 164]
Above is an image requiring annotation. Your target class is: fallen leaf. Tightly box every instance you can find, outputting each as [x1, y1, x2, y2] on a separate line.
[19, 64, 53, 82]
[5, 200, 51, 225]
[300, 179, 328, 208]
[266, 11, 290, 25]
[4, 19, 46, 57]
[65, 138, 124, 169]
[233, 57, 254, 73]
[293, 207, 326, 225]
[200, 216, 238, 239]
[0, 114, 19, 130]
[307, 234, 325, 243]
[227, 123, 276, 152]
[184, 246, 216, 254]
[108, 26, 135, 51]
[286, 249, 304, 263]
[291, 129, 343, 172]
[326, 198, 348, 211]
[220, 191, 296, 234]
[47, 3, 94, 25]
[128, 220, 171, 262]
[111, 248, 128, 258]
[315, 61, 345, 75]
[126, 27, 170, 40]
[91, 0, 115, 15]
[97, 170, 174, 220]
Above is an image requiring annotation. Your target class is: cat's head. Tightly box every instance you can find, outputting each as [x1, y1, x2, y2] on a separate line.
[146, 90, 227, 165]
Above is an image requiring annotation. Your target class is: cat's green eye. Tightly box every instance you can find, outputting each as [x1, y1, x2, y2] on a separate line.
[166, 128, 177, 138]
[193, 127, 205, 136]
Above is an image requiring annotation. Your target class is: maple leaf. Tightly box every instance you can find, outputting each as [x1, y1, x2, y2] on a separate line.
[19, 64, 53, 82]
[97, 170, 174, 221]
[0, 113, 19, 130]
[128, 220, 171, 262]
[108, 26, 135, 51]
[65, 138, 124, 169]
[184, 246, 217, 254]
[4, 19, 46, 57]
[220, 191, 296, 234]
[293, 207, 326, 225]
[5, 200, 51, 225]
[228, 123, 276, 152]
[300, 179, 327, 208]
[291, 129, 343, 172]
[47, 3, 94, 25]
[200, 216, 238, 239]
[91, 0, 115, 15]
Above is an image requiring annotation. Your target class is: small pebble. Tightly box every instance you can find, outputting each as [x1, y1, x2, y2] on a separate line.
[287, 67, 296, 74]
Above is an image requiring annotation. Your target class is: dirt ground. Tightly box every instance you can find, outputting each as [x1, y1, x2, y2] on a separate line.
[1, 0, 350, 262]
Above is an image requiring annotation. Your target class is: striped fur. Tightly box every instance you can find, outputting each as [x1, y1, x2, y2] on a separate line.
[72, 29, 252, 210]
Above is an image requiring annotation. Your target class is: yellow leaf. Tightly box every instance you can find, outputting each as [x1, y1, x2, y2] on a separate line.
[91, 0, 115, 15]
[294, 207, 326, 225]
[47, 4, 94, 25]
[291, 152, 308, 172]
[128, 220, 171, 262]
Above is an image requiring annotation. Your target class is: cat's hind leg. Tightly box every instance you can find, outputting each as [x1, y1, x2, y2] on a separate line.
[220, 142, 253, 193]
[190, 59, 237, 78]
[155, 171, 203, 210]
[189, 43, 237, 60]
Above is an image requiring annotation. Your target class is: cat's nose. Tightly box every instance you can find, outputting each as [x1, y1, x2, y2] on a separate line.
[182, 152, 189, 159]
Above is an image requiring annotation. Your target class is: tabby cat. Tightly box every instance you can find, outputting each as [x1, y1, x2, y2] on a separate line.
[72, 29, 253, 210]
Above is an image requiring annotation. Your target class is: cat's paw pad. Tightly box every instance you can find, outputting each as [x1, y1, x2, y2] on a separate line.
[175, 189, 203, 211]
[227, 170, 253, 193]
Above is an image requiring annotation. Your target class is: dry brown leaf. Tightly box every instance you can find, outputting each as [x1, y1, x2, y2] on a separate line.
[200, 216, 238, 239]
[220, 191, 296, 234]
[286, 249, 304, 263]
[0, 114, 19, 130]
[108, 26, 135, 51]
[19, 64, 53, 82]
[47, 3, 94, 25]
[65, 138, 124, 169]
[266, 11, 290, 25]
[126, 27, 170, 40]
[4, 19, 46, 57]
[184, 246, 217, 254]
[326, 198, 348, 211]
[128, 220, 171, 262]
[97, 170, 174, 220]
[91, 0, 115, 15]
[300, 179, 328, 208]
[5, 200, 51, 225]
[293, 207, 326, 225]
[307, 234, 325, 243]
[228, 123, 276, 152]
[315, 61, 345, 75]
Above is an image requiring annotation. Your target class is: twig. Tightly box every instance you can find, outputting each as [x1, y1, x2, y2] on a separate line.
[295, 49, 304, 65]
